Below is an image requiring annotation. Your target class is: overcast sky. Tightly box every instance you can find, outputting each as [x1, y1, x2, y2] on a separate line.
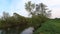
[0, 0, 60, 18]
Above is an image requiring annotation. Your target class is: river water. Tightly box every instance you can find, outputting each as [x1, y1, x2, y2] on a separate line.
[20, 27, 34, 34]
[0, 30, 3, 34]
[0, 27, 34, 34]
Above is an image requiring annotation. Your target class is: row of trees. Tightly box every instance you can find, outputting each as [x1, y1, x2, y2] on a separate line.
[0, 1, 51, 34]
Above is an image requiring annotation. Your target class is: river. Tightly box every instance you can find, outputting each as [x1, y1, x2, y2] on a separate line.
[0, 27, 34, 34]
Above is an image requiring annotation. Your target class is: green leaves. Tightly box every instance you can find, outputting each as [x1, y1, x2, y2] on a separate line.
[0, 12, 28, 29]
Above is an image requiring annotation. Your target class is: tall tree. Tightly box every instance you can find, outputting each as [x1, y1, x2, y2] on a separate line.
[2, 11, 10, 20]
[35, 3, 51, 18]
[25, 1, 35, 16]
[25, 1, 51, 18]
[25, 1, 51, 29]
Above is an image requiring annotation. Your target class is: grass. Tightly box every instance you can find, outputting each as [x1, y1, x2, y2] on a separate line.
[34, 19, 60, 34]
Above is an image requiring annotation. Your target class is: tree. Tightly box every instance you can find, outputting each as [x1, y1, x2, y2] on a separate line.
[25, 1, 51, 30]
[2, 11, 10, 20]
[35, 3, 51, 18]
[25, 1, 51, 18]
[0, 12, 29, 34]
[25, 1, 35, 16]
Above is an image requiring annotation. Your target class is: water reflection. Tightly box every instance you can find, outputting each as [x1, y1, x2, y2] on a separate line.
[21, 27, 34, 34]
[0, 30, 2, 34]
[0, 27, 34, 34]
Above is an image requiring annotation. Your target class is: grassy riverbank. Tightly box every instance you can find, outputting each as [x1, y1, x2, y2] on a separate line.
[34, 19, 60, 34]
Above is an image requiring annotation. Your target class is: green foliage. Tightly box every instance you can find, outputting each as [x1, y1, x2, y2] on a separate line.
[25, 2, 51, 30]
[34, 19, 60, 34]
[24, 1, 51, 31]
[0, 12, 28, 28]
[0, 12, 29, 34]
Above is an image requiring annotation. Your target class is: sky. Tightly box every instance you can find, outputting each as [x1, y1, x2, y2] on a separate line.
[0, 0, 60, 18]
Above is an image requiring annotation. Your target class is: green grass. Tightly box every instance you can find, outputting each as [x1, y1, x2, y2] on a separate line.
[34, 19, 60, 34]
